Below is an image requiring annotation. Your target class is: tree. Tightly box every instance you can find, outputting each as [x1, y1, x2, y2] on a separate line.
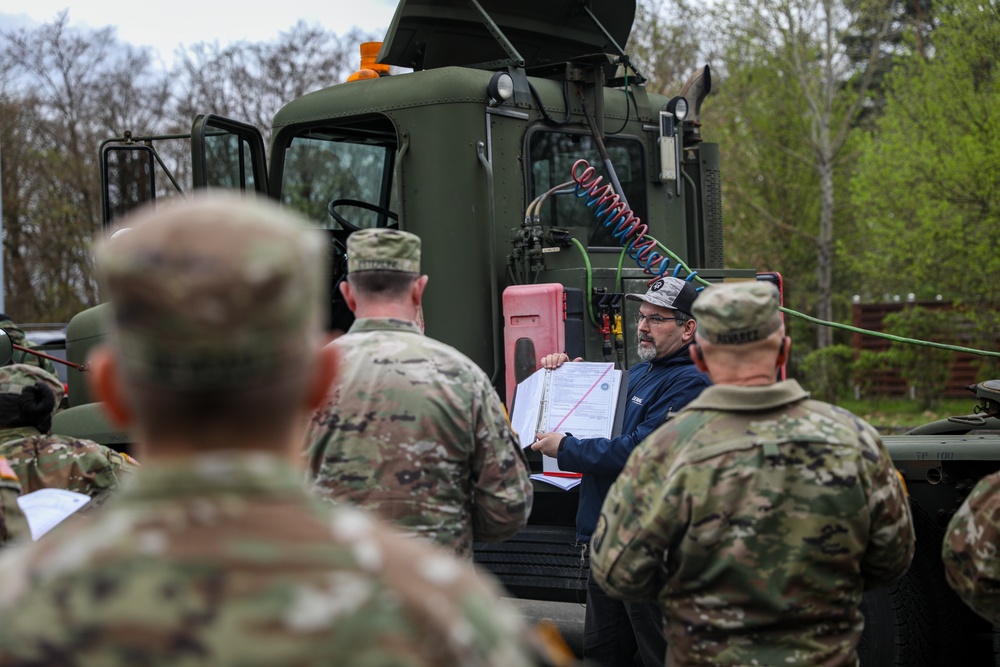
[707, 0, 896, 349]
[849, 0, 1000, 347]
[172, 22, 376, 144]
[0, 13, 171, 322]
[626, 0, 704, 94]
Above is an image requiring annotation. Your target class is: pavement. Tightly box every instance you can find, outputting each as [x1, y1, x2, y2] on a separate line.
[506, 598, 586, 657]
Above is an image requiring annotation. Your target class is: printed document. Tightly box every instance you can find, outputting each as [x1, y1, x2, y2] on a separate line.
[17, 488, 91, 540]
[510, 362, 622, 479]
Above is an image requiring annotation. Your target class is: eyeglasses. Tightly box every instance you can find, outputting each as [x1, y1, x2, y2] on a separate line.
[634, 313, 680, 327]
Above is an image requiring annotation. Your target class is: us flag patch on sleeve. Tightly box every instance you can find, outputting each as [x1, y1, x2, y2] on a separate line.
[0, 456, 19, 482]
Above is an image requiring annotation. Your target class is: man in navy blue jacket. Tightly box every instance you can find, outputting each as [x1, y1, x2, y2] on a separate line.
[532, 276, 710, 667]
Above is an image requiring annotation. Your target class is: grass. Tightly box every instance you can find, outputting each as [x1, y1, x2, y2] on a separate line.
[838, 397, 976, 434]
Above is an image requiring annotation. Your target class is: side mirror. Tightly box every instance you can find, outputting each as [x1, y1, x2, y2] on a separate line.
[0, 329, 13, 366]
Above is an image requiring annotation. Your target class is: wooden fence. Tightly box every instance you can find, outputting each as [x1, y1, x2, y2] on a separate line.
[851, 301, 991, 398]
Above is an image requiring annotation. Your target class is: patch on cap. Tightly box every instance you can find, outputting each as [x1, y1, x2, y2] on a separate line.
[693, 281, 782, 345]
[347, 229, 421, 274]
[96, 193, 326, 390]
[624, 277, 698, 317]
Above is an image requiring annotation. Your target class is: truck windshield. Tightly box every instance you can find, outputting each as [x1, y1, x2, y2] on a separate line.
[278, 124, 398, 230]
[528, 130, 645, 249]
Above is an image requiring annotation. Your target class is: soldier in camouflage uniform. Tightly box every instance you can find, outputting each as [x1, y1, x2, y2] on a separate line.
[590, 281, 915, 667]
[0, 364, 138, 509]
[0, 456, 28, 546]
[0, 315, 58, 375]
[0, 194, 542, 666]
[942, 469, 1000, 624]
[304, 228, 533, 559]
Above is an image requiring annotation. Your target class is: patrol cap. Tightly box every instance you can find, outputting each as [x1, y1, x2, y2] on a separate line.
[693, 281, 782, 345]
[625, 277, 698, 317]
[347, 228, 421, 274]
[0, 364, 65, 411]
[95, 192, 327, 390]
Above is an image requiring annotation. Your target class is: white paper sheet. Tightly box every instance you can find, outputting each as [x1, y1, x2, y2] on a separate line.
[530, 473, 583, 490]
[16, 488, 91, 540]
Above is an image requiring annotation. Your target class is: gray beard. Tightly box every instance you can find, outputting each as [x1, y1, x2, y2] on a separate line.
[637, 343, 657, 362]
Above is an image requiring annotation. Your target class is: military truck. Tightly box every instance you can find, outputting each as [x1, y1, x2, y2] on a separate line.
[68, 0, 756, 601]
[42, 0, 1000, 663]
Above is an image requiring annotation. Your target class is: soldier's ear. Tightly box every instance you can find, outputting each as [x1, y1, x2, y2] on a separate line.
[412, 274, 429, 304]
[86, 346, 133, 428]
[777, 336, 791, 367]
[690, 343, 708, 373]
[339, 280, 358, 312]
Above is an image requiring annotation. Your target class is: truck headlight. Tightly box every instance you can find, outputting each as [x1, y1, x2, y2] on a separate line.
[666, 96, 688, 122]
[488, 72, 514, 106]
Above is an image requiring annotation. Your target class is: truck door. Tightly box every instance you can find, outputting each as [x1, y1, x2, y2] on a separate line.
[191, 114, 269, 195]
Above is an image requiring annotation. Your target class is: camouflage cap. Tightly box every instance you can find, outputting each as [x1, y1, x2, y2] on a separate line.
[95, 192, 327, 390]
[0, 319, 26, 345]
[0, 364, 64, 410]
[693, 281, 782, 345]
[625, 277, 698, 317]
[347, 229, 420, 274]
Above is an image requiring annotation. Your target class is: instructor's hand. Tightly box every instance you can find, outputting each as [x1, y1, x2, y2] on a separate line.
[539, 353, 583, 370]
[531, 432, 564, 457]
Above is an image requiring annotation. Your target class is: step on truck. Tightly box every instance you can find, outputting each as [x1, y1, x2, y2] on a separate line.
[42, 0, 1000, 663]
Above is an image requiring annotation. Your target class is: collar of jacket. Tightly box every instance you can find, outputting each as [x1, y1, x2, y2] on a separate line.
[685, 379, 810, 412]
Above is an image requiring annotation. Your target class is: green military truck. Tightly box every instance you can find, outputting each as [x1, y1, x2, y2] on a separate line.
[43, 0, 1000, 663]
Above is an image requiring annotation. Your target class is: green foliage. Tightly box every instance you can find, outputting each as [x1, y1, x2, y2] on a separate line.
[850, 0, 1000, 313]
[878, 307, 956, 409]
[705, 0, 894, 348]
[851, 349, 886, 398]
[798, 344, 856, 401]
[838, 396, 975, 433]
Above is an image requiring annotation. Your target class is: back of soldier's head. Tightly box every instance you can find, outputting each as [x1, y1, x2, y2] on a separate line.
[95, 192, 326, 431]
[0, 363, 63, 434]
[693, 281, 786, 373]
[345, 228, 421, 300]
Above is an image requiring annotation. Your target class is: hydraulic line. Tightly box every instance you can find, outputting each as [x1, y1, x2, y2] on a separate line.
[569, 237, 598, 327]
[572, 158, 680, 280]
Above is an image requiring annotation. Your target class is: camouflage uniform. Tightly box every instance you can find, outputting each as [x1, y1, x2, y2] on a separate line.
[0, 453, 536, 666]
[0, 426, 138, 508]
[0, 318, 58, 375]
[590, 282, 914, 667]
[0, 456, 28, 546]
[0, 364, 137, 508]
[0, 194, 543, 666]
[943, 469, 1000, 624]
[305, 229, 532, 559]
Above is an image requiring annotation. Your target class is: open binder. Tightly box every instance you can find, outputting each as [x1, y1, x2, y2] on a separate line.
[510, 362, 628, 485]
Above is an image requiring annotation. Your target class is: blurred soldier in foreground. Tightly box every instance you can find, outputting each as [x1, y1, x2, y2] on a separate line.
[0, 457, 27, 546]
[943, 470, 1000, 624]
[304, 228, 532, 559]
[590, 281, 915, 667]
[0, 364, 137, 512]
[0, 193, 539, 666]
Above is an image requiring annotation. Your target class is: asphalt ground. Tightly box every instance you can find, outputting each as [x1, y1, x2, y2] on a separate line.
[506, 598, 586, 657]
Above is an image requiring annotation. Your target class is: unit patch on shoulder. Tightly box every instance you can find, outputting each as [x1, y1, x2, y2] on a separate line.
[0, 456, 19, 482]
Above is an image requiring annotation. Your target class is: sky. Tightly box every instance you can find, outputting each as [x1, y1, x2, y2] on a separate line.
[0, 0, 399, 68]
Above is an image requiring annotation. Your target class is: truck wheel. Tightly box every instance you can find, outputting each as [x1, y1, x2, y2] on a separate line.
[858, 576, 932, 667]
[906, 499, 982, 664]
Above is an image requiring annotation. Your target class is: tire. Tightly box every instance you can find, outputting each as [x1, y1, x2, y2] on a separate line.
[859, 577, 933, 667]
[859, 499, 990, 666]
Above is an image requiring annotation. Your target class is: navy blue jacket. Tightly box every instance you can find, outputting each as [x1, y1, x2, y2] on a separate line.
[556, 343, 710, 541]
